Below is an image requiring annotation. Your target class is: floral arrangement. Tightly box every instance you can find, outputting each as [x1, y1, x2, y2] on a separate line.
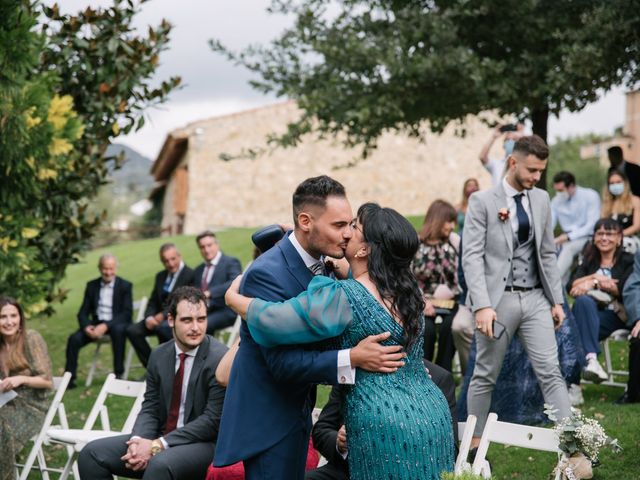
[545, 405, 622, 479]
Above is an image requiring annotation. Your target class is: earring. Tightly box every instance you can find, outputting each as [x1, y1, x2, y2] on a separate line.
[354, 253, 360, 258]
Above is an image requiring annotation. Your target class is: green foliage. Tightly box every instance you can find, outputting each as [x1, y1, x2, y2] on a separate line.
[212, 0, 640, 156]
[0, 0, 180, 315]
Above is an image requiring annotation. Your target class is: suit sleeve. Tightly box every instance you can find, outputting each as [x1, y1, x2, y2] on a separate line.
[623, 252, 640, 327]
[207, 257, 243, 309]
[538, 193, 564, 305]
[164, 346, 227, 446]
[76, 283, 94, 329]
[242, 266, 339, 385]
[311, 386, 348, 468]
[462, 194, 492, 312]
[113, 281, 133, 325]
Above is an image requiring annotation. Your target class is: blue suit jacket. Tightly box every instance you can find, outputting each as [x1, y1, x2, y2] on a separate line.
[214, 235, 339, 466]
[623, 249, 640, 328]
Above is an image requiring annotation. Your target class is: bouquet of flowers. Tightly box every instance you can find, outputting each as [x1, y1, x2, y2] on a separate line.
[545, 405, 622, 480]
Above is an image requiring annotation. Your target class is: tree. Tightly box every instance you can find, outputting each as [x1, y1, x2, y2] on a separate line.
[0, 0, 180, 314]
[212, 0, 640, 184]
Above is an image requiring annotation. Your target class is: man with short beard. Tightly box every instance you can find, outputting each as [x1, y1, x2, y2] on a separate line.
[215, 176, 405, 480]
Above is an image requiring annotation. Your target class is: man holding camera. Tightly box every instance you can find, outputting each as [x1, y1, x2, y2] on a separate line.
[478, 122, 525, 186]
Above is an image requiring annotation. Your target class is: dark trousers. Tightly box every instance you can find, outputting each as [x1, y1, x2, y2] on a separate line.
[78, 433, 214, 480]
[424, 306, 457, 372]
[65, 323, 128, 380]
[206, 309, 238, 335]
[126, 320, 170, 368]
[628, 336, 640, 401]
[572, 295, 626, 355]
[244, 422, 310, 480]
[305, 463, 348, 480]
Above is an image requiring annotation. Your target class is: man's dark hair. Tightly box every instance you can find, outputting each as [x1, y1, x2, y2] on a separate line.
[513, 135, 549, 160]
[196, 230, 217, 244]
[292, 175, 346, 226]
[607, 146, 624, 168]
[159, 242, 178, 255]
[166, 286, 206, 319]
[552, 171, 576, 187]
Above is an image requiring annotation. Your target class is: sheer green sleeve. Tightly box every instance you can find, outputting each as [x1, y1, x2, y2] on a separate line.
[246, 276, 353, 348]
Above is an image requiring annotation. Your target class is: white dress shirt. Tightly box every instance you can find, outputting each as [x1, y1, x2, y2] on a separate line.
[97, 280, 114, 322]
[289, 232, 356, 385]
[203, 251, 222, 286]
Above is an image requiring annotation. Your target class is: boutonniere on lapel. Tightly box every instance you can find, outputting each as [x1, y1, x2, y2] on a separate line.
[498, 208, 510, 222]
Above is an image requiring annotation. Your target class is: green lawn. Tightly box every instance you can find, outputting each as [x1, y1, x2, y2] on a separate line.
[23, 230, 640, 478]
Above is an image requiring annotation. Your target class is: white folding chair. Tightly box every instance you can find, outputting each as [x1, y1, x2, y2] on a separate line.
[16, 372, 79, 480]
[46, 373, 146, 480]
[601, 328, 630, 388]
[86, 297, 148, 386]
[123, 296, 149, 380]
[472, 412, 561, 479]
[454, 414, 477, 474]
[215, 315, 242, 348]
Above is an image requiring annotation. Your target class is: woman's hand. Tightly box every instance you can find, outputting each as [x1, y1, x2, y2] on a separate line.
[631, 321, 640, 339]
[224, 275, 252, 318]
[0, 375, 26, 392]
[570, 280, 591, 298]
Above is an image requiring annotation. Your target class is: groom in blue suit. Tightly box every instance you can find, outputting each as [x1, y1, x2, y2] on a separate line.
[215, 176, 406, 480]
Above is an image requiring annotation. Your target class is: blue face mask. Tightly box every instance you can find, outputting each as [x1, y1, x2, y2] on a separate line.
[608, 183, 625, 197]
[503, 139, 515, 156]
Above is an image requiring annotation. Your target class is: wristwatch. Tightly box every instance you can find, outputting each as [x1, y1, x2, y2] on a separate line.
[150, 439, 163, 456]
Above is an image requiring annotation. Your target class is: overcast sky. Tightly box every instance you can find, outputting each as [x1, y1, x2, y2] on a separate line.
[58, 0, 627, 159]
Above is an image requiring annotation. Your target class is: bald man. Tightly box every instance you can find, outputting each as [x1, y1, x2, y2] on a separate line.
[64, 254, 133, 388]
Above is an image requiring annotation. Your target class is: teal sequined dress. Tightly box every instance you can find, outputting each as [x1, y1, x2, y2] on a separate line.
[247, 277, 455, 480]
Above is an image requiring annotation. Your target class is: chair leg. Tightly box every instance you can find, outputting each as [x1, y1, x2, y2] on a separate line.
[603, 338, 614, 383]
[123, 345, 134, 380]
[85, 342, 102, 387]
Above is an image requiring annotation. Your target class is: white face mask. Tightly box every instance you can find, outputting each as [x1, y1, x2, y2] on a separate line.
[555, 191, 569, 201]
[608, 183, 625, 197]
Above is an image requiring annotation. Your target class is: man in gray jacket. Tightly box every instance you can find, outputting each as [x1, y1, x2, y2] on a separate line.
[462, 135, 571, 448]
[620, 249, 640, 404]
[78, 286, 227, 479]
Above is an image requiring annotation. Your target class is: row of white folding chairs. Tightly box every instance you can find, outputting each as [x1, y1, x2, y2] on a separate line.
[16, 372, 146, 480]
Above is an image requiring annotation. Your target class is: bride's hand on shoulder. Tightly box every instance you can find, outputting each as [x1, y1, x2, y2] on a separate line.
[225, 275, 248, 317]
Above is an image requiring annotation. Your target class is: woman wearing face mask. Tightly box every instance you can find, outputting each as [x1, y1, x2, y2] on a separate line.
[0, 297, 53, 480]
[455, 178, 480, 231]
[602, 170, 640, 238]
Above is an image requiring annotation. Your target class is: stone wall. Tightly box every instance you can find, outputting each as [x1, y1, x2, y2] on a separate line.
[162, 101, 503, 232]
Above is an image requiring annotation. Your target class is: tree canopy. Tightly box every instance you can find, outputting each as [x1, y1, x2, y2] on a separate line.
[0, 0, 179, 314]
[212, 0, 640, 155]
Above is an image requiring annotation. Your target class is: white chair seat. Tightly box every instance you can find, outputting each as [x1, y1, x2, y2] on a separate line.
[47, 429, 125, 451]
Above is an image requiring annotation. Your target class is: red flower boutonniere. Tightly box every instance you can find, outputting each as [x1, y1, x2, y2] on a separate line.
[498, 208, 510, 222]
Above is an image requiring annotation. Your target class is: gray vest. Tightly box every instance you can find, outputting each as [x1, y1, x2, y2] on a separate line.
[507, 230, 540, 288]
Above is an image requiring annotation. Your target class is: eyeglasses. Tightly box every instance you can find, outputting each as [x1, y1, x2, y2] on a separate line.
[349, 219, 362, 232]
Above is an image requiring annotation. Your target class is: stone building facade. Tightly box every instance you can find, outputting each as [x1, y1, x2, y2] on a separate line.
[150, 101, 503, 233]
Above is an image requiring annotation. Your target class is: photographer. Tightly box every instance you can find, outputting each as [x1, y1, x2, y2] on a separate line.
[478, 122, 525, 186]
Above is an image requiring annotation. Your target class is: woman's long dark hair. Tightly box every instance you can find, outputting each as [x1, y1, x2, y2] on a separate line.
[358, 203, 425, 349]
[583, 217, 624, 267]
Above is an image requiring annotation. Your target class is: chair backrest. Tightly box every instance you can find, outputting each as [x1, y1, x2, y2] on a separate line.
[133, 297, 149, 323]
[455, 415, 477, 474]
[472, 413, 559, 476]
[83, 373, 146, 433]
[17, 372, 72, 480]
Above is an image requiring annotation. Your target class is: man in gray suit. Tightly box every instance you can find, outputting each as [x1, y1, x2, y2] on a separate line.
[78, 286, 227, 480]
[462, 135, 571, 447]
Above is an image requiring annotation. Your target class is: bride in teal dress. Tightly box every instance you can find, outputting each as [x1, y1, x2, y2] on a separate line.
[226, 203, 455, 480]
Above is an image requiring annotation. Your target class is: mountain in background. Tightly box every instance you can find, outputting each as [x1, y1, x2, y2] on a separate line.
[104, 143, 154, 196]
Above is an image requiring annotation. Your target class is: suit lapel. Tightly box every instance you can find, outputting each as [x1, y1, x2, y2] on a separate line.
[162, 344, 176, 418]
[279, 236, 313, 290]
[492, 187, 514, 253]
[209, 255, 226, 286]
[184, 336, 208, 421]
[529, 190, 543, 249]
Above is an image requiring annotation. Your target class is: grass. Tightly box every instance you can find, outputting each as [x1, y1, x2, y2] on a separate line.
[22, 229, 640, 478]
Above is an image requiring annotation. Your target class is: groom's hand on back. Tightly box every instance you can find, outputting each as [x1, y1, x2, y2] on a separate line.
[350, 332, 406, 373]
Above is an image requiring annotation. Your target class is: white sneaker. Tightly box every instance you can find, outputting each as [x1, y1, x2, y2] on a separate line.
[582, 357, 608, 383]
[568, 384, 584, 406]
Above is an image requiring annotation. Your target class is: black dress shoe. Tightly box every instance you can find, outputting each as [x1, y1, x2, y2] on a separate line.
[67, 380, 77, 390]
[615, 392, 640, 404]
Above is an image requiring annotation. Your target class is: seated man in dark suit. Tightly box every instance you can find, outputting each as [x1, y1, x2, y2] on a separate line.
[78, 286, 228, 480]
[192, 231, 242, 333]
[127, 243, 195, 367]
[65, 254, 133, 388]
[307, 360, 458, 480]
[620, 248, 640, 404]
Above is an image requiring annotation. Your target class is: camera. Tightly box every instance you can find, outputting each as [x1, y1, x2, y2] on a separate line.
[499, 124, 517, 133]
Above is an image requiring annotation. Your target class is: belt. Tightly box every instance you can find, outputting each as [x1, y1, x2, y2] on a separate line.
[505, 284, 542, 292]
